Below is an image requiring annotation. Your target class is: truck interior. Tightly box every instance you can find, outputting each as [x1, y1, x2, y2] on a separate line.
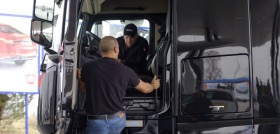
[76, 0, 170, 117]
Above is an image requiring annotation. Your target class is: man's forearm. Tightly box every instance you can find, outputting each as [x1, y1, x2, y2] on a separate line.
[142, 82, 155, 93]
[135, 76, 160, 94]
[135, 80, 156, 94]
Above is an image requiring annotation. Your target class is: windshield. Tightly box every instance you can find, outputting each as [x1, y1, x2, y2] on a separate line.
[91, 19, 150, 43]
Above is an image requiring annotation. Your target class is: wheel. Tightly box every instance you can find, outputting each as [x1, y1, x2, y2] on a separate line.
[14, 60, 26, 65]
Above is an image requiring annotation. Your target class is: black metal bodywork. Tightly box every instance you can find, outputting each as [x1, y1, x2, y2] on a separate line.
[251, 0, 280, 133]
[34, 0, 280, 133]
[174, 0, 280, 133]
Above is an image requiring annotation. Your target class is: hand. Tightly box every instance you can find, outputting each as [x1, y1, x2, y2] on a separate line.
[77, 68, 82, 80]
[151, 75, 160, 89]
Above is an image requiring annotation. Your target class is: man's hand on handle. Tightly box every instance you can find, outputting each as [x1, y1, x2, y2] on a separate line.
[77, 68, 86, 92]
[151, 75, 160, 89]
[77, 68, 82, 80]
[135, 75, 160, 94]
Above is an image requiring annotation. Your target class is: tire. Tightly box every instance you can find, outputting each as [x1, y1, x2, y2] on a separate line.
[14, 60, 26, 65]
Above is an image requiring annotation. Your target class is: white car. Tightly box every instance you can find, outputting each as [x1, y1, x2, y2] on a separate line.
[205, 89, 238, 113]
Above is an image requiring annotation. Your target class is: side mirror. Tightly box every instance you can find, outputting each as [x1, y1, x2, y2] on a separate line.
[34, 0, 54, 21]
[31, 20, 53, 48]
[31, 0, 54, 48]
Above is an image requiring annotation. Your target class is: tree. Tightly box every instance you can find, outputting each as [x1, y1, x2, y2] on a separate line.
[0, 94, 34, 120]
[204, 51, 222, 80]
[0, 94, 9, 120]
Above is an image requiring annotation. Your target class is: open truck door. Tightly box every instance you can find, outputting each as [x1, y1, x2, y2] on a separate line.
[30, 0, 81, 133]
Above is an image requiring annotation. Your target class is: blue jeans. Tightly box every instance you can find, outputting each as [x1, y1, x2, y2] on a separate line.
[86, 113, 126, 134]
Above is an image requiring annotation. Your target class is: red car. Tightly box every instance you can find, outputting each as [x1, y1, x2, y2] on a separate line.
[0, 23, 37, 65]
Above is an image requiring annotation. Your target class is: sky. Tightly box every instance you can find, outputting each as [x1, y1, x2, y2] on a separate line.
[0, 0, 34, 15]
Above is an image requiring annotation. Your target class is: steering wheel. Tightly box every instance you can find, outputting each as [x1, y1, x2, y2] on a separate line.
[85, 31, 101, 52]
[85, 31, 102, 58]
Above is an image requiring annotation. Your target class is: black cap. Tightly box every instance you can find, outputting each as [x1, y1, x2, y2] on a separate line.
[123, 23, 137, 37]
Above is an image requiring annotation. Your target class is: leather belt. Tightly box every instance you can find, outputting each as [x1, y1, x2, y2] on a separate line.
[87, 111, 123, 120]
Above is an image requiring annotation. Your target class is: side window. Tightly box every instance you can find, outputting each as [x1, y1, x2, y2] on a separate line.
[0, 26, 8, 33]
[9, 26, 18, 33]
[0, 25, 14, 33]
[90, 19, 150, 43]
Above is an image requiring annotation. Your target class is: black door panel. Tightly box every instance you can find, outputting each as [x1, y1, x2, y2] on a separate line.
[37, 65, 57, 133]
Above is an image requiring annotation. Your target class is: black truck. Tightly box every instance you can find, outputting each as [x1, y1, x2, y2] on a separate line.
[30, 0, 280, 133]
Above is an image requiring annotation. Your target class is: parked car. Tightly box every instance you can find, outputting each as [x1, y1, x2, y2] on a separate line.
[234, 82, 250, 102]
[182, 89, 238, 115]
[0, 23, 37, 65]
[205, 89, 238, 113]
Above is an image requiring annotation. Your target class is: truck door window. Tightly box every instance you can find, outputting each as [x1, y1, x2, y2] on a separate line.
[90, 19, 150, 43]
[181, 55, 250, 114]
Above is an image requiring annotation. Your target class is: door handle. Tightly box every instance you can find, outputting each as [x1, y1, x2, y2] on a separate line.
[209, 105, 224, 111]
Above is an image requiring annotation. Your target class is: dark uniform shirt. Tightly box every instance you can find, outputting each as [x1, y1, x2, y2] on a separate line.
[81, 57, 140, 115]
[117, 36, 149, 75]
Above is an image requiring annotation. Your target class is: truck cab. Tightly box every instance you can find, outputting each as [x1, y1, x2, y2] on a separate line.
[31, 0, 280, 133]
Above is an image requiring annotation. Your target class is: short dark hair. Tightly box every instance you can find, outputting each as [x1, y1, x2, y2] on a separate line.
[123, 23, 137, 37]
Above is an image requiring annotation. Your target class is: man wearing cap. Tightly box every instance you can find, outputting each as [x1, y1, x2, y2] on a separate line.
[117, 23, 149, 75]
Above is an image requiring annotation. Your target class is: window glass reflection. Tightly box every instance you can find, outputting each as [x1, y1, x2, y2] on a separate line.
[181, 55, 250, 114]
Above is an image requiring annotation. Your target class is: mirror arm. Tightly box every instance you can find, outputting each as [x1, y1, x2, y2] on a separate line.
[55, 0, 63, 4]
[48, 54, 62, 64]
[40, 54, 47, 73]
[44, 48, 57, 55]
[60, 50, 64, 55]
